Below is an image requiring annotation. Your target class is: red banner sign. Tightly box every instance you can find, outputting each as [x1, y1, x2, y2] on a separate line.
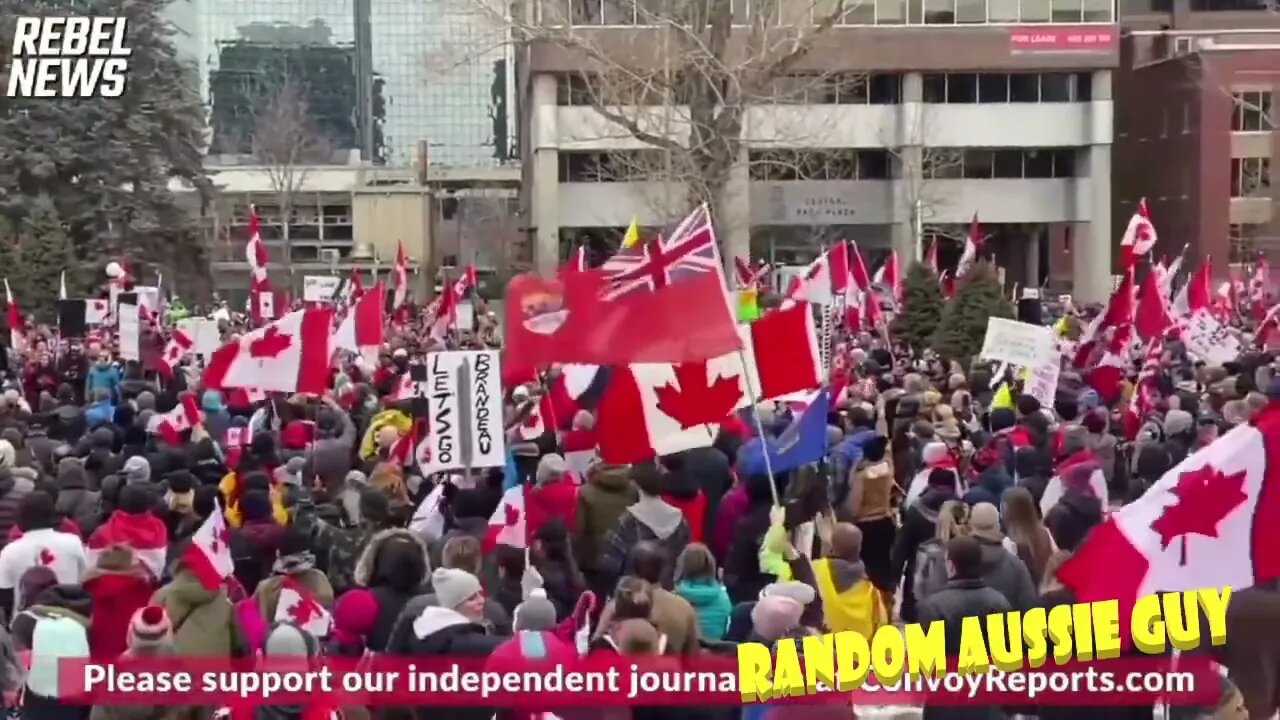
[1009, 25, 1118, 53]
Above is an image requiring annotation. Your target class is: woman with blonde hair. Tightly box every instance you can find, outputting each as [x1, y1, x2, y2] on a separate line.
[673, 543, 732, 641]
[1003, 486, 1057, 587]
[911, 500, 970, 604]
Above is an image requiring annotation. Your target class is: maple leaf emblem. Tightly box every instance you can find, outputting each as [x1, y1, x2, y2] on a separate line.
[248, 327, 292, 359]
[209, 525, 230, 554]
[653, 361, 742, 429]
[38, 548, 54, 566]
[1151, 463, 1248, 566]
[504, 503, 520, 527]
[286, 591, 324, 625]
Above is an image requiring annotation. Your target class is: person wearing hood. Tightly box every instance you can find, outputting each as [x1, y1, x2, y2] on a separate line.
[356, 529, 432, 652]
[1043, 462, 1104, 553]
[595, 542, 700, 655]
[1012, 446, 1052, 507]
[723, 467, 788, 605]
[305, 395, 357, 496]
[1162, 408, 1196, 467]
[0, 465, 35, 548]
[916, 535, 1011, 720]
[10, 580, 94, 652]
[83, 543, 158, 659]
[0, 440, 35, 489]
[904, 441, 962, 507]
[22, 615, 91, 720]
[119, 455, 151, 485]
[150, 555, 238, 657]
[843, 435, 895, 592]
[1041, 426, 1109, 516]
[230, 483, 286, 595]
[961, 453, 1013, 508]
[574, 462, 638, 600]
[1, 429, 34, 473]
[85, 357, 122, 404]
[890, 467, 960, 622]
[600, 464, 691, 591]
[806, 522, 887, 638]
[198, 390, 231, 444]
[84, 388, 116, 430]
[965, 502, 1036, 611]
[50, 385, 86, 447]
[221, 436, 288, 528]
[525, 454, 578, 538]
[253, 528, 334, 623]
[673, 543, 731, 641]
[323, 488, 395, 596]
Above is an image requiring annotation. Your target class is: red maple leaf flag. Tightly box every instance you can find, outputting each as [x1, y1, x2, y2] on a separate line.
[183, 500, 236, 590]
[157, 329, 194, 379]
[331, 281, 385, 361]
[276, 576, 333, 638]
[203, 309, 332, 395]
[595, 303, 823, 464]
[484, 485, 526, 551]
[1058, 402, 1280, 619]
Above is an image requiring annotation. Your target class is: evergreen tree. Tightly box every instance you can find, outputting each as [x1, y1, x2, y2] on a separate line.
[892, 261, 946, 353]
[15, 197, 76, 321]
[0, 0, 213, 297]
[930, 261, 1014, 363]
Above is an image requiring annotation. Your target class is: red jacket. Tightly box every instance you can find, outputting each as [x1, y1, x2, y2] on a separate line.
[662, 490, 707, 543]
[83, 569, 155, 658]
[526, 477, 578, 537]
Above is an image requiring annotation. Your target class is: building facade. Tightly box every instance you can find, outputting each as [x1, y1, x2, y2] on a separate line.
[1114, 4, 1280, 268]
[518, 0, 1121, 300]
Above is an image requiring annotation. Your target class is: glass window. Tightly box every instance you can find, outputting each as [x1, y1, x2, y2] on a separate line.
[993, 150, 1023, 177]
[570, 0, 601, 24]
[1233, 92, 1273, 131]
[1074, 73, 1093, 101]
[989, 0, 1021, 20]
[858, 150, 891, 179]
[877, 0, 908, 22]
[926, 150, 964, 179]
[834, 74, 869, 103]
[978, 74, 1009, 102]
[732, 0, 750, 23]
[869, 74, 902, 103]
[602, 0, 636, 23]
[1020, 0, 1053, 21]
[843, 0, 877, 23]
[947, 74, 978, 102]
[963, 149, 996, 178]
[907, 0, 926, 22]
[956, 0, 987, 21]
[770, 75, 812, 104]
[923, 74, 948, 102]
[1233, 157, 1271, 196]
[1052, 150, 1077, 177]
[1040, 74, 1072, 102]
[1023, 149, 1055, 178]
[1051, 0, 1083, 21]
[1009, 74, 1040, 102]
[925, 0, 957, 22]
[1082, 0, 1112, 21]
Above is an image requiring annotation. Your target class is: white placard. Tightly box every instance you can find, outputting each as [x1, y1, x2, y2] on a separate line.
[134, 286, 161, 314]
[979, 317, 1055, 368]
[118, 304, 140, 361]
[1183, 311, 1240, 365]
[178, 318, 222, 359]
[303, 276, 342, 303]
[418, 353, 465, 475]
[461, 350, 505, 469]
[1022, 355, 1061, 409]
[456, 301, 476, 331]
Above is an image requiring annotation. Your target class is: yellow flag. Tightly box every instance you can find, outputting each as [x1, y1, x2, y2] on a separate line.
[621, 217, 641, 249]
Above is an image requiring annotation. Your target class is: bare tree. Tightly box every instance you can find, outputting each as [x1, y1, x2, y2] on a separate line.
[246, 71, 336, 276]
[441, 0, 850, 260]
[882, 107, 965, 262]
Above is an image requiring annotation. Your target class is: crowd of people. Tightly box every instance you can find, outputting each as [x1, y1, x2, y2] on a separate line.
[0, 288, 1273, 720]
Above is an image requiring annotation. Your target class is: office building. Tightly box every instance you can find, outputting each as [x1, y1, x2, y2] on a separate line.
[519, 0, 1121, 300]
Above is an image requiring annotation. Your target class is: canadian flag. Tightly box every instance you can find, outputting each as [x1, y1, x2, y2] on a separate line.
[1120, 198, 1158, 269]
[146, 393, 202, 445]
[184, 501, 235, 590]
[203, 309, 333, 395]
[790, 243, 850, 305]
[1058, 403, 1280, 622]
[484, 484, 526, 551]
[86, 510, 170, 581]
[275, 575, 333, 638]
[595, 303, 822, 464]
[157, 329, 194, 379]
[1173, 258, 1213, 317]
[5, 279, 24, 355]
[332, 281, 385, 359]
[873, 251, 902, 306]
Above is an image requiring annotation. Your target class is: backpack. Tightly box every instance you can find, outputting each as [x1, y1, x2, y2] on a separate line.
[913, 538, 950, 604]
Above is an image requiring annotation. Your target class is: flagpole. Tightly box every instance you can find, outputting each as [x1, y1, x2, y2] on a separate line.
[738, 352, 780, 506]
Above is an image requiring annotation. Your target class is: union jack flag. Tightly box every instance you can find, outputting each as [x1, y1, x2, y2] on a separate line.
[599, 204, 722, 300]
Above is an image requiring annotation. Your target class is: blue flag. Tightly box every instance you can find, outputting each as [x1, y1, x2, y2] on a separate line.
[735, 388, 831, 478]
[503, 449, 521, 491]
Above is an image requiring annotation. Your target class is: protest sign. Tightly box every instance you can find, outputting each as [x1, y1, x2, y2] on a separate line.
[1023, 355, 1061, 408]
[979, 317, 1055, 368]
[1183, 311, 1240, 365]
[303, 276, 341, 303]
[415, 351, 506, 475]
[178, 318, 221, 359]
[118, 301, 140, 361]
[460, 350, 506, 468]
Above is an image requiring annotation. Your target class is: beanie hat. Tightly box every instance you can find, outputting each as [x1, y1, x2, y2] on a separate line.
[921, 442, 951, 467]
[122, 456, 151, 484]
[431, 567, 482, 611]
[201, 390, 224, 413]
[513, 588, 558, 631]
[535, 454, 568, 486]
[332, 589, 379, 648]
[760, 580, 815, 606]
[264, 622, 315, 657]
[1164, 409, 1195, 437]
[750, 595, 804, 642]
[128, 605, 173, 654]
